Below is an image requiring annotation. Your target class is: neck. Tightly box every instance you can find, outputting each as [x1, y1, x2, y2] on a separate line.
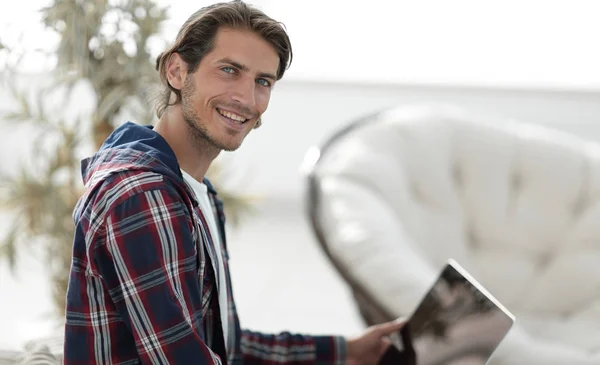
[154, 106, 220, 182]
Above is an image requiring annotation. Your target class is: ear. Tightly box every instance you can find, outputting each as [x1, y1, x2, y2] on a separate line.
[166, 52, 187, 90]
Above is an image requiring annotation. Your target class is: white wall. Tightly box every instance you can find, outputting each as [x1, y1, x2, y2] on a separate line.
[3, 74, 600, 205]
[226, 80, 600, 200]
[6, 1, 600, 90]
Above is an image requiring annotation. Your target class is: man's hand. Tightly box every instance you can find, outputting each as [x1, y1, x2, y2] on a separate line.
[345, 318, 406, 365]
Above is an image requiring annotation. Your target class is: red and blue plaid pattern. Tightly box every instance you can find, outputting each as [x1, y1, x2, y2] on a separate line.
[64, 134, 347, 365]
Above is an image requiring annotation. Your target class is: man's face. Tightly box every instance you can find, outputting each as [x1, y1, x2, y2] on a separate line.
[179, 27, 279, 152]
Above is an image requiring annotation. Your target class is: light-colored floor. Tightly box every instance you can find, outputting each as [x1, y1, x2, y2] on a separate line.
[0, 197, 366, 351]
[226, 197, 365, 336]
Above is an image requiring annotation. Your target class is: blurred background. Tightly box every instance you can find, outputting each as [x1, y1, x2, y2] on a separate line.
[1, 0, 600, 360]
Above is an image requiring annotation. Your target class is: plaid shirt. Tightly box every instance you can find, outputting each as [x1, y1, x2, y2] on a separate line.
[64, 122, 347, 365]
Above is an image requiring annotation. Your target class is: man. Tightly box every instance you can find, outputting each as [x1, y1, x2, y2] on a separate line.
[63, 1, 405, 364]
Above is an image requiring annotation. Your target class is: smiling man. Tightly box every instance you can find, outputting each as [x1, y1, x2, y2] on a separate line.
[63, 1, 404, 364]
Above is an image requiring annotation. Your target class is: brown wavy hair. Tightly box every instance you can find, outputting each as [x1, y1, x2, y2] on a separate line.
[153, 0, 293, 119]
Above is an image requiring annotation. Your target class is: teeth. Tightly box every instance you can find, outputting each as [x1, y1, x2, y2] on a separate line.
[218, 109, 246, 123]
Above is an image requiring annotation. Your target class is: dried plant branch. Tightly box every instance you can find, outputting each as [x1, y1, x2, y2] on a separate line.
[0, 0, 258, 318]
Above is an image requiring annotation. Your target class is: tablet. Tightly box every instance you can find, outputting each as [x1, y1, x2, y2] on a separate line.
[380, 259, 515, 365]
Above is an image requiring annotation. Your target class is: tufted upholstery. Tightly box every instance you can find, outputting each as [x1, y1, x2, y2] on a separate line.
[305, 105, 600, 364]
[0, 337, 62, 365]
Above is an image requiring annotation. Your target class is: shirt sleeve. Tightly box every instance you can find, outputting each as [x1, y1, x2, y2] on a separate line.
[240, 329, 347, 365]
[93, 187, 223, 365]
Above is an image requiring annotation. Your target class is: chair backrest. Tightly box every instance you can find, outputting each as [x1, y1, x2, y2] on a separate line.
[304, 104, 600, 321]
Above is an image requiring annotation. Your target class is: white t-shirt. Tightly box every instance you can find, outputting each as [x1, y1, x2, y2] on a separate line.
[181, 169, 228, 349]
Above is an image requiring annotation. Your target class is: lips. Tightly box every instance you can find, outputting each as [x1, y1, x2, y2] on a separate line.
[215, 108, 252, 132]
[216, 108, 249, 124]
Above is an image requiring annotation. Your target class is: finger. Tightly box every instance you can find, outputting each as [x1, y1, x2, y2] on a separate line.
[380, 337, 392, 351]
[378, 337, 396, 359]
[374, 317, 407, 335]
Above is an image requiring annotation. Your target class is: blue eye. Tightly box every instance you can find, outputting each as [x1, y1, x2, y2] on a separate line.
[256, 78, 271, 87]
[222, 66, 235, 73]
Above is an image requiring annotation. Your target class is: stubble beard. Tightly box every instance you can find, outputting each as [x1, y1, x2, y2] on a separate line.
[180, 77, 240, 153]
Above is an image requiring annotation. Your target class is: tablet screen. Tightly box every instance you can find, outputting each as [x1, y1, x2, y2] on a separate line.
[381, 260, 514, 365]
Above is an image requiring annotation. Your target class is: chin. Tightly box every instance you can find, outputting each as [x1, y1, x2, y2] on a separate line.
[217, 137, 245, 152]
[215, 127, 252, 151]
[220, 144, 242, 152]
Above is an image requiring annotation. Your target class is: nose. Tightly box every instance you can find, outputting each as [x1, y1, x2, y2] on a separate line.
[231, 77, 256, 108]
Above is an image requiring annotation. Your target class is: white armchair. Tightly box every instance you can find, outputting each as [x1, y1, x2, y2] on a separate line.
[304, 104, 600, 364]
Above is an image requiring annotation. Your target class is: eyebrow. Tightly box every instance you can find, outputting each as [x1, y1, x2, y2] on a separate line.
[217, 57, 277, 81]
